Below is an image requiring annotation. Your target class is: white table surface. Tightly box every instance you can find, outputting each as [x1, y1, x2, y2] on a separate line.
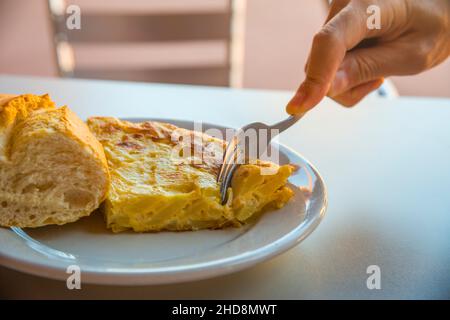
[0, 75, 449, 299]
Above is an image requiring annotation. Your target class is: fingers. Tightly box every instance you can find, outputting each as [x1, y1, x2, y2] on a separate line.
[330, 78, 384, 107]
[328, 43, 416, 97]
[303, 0, 351, 72]
[287, 3, 369, 115]
[325, 0, 351, 23]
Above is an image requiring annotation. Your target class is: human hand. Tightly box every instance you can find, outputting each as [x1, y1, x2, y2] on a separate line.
[287, 0, 450, 114]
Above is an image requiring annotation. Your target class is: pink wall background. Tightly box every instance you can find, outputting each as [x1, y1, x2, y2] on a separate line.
[0, 0, 57, 77]
[1, 0, 449, 97]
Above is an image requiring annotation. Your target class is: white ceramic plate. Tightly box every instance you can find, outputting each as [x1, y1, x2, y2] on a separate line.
[0, 119, 327, 285]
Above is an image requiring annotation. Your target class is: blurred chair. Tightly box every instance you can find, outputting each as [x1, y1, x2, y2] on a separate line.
[48, 0, 246, 87]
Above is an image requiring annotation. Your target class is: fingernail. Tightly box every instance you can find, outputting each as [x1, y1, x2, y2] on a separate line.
[329, 70, 349, 97]
[286, 89, 306, 115]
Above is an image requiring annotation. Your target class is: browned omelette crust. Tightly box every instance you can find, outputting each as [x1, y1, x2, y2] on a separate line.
[88, 116, 225, 176]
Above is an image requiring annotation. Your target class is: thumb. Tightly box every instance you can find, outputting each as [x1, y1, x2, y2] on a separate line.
[328, 45, 408, 97]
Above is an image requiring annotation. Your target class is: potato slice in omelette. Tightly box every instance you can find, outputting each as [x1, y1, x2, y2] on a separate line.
[87, 117, 294, 232]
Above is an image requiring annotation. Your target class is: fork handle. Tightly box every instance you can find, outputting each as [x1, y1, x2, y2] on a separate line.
[271, 113, 304, 135]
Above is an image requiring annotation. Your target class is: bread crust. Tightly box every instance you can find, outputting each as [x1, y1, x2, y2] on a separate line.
[0, 94, 16, 108]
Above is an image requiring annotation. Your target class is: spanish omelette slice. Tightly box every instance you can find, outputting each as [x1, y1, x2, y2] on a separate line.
[87, 117, 294, 232]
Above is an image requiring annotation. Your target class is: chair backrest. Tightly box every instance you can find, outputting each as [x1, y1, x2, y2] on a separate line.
[48, 0, 244, 87]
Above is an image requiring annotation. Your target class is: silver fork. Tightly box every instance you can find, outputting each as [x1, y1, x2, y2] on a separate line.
[217, 113, 304, 204]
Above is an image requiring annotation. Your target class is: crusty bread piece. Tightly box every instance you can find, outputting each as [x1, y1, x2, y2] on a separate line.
[0, 94, 110, 228]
